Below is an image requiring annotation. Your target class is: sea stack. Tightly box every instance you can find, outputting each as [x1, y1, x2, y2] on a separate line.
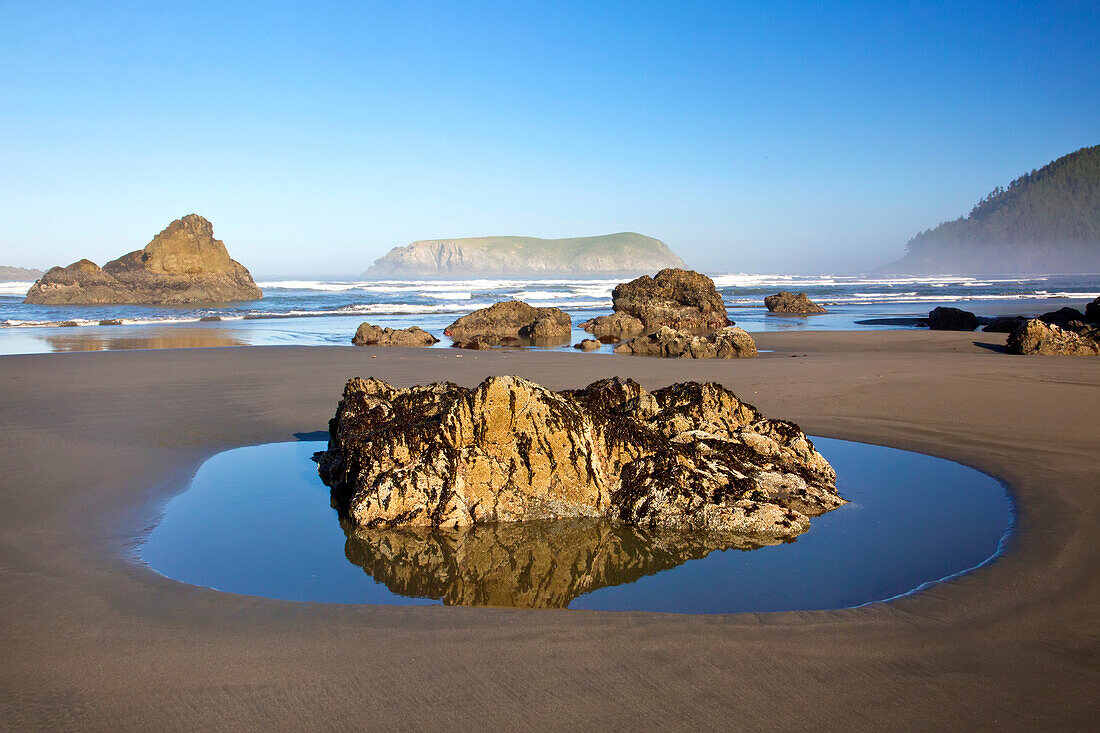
[24, 215, 262, 305]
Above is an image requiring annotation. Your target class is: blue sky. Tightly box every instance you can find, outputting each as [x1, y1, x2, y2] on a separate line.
[1, 0, 1097, 275]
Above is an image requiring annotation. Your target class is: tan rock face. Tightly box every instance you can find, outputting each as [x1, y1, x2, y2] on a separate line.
[614, 325, 758, 359]
[443, 300, 571, 344]
[579, 312, 646, 339]
[1007, 319, 1100, 355]
[317, 376, 843, 540]
[24, 214, 262, 305]
[609, 268, 731, 332]
[765, 291, 827, 314]
[351, 322, 438, 347]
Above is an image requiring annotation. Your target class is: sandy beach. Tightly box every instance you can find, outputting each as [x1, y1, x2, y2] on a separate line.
[0, 330, 1097, 730]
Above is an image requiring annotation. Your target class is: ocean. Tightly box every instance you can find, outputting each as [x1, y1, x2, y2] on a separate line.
[1, 273, 1097, 355]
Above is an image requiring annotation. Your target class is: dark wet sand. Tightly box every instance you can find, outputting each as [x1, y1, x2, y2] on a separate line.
[0, 331, 1097, 730]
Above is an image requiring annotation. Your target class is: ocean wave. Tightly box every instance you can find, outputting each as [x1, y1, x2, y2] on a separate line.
[0, 282, 34, 296]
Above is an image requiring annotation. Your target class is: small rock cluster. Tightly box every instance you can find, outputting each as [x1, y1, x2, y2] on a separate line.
[351, 322, 438, 347]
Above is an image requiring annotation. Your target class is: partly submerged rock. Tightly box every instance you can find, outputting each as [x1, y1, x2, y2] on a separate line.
[317, 376, 841, 539]
[444, 300, 571, 344]
[765, 291, 827, 314]
[24, 215, 262, 305]
[579, 312, 646, 339]
[451, 337, 496, 350]
[574, 338, 601, 351]
[610, 268, 731, 332]
[927, 306, 978, 331]
[352, 322, 438, 347]
[613, 325, 758, 359]
[342, 518, 789, 608]
[1006, 319, 1100, 356]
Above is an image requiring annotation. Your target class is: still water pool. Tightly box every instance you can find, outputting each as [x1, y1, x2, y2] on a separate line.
[139, 438, 1013, 612]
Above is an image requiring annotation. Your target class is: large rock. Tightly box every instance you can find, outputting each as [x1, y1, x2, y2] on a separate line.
[24, 215, 262, 304]
[444, 300, 571, 344]
[316, 376, 842, 540]
[609, 268, 731, 332]
[1086, 297, 1100, 324]
[579, 312, 646, 339]
[342, 518, 789, 608]
[352, 322, 438, 347]
[1006, 319, 1100, 356]
[613, 325, 758, 359]
[927, 306, 978, 331]
[764, 291, 827, 314]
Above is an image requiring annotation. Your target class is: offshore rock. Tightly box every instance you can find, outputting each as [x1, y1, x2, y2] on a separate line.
[352, 322, 438, 347]
[24, 215, 262, 305]
[927, 306, 978, 331]
[444, 300, 571, 344]
[316, 376, 842, 539]
[342, 518, 789, 608]
[613, 326, 758, 359]
[610, 268, 731, 332]
[765, 291, 827, 314]
[1006, 319, 1100, 356]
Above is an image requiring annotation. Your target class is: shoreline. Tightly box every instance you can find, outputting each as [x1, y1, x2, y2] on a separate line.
[1, 331, 1097, 728]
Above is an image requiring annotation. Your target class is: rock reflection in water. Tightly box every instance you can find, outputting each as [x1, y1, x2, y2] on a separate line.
[41, 327, 249, 352]
[341, 518, 788, 608]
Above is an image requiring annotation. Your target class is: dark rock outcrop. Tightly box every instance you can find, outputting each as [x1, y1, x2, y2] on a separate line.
[317, 376, 843, 539]
[24, 215, 262, 305]
[927, 306, 979, 331]
[608, 268, 731, 332]
[613, 326, 758, 359]
[1007, 319, 1100, 356]
[444, 300, 571, 344]
[982, 316, 1029, 333]
[342, 518, 789, 608]
[764, 291, 827, 314]
[451, 337, 495, 350]
[574, 339, 601, 351]
[352, 322, 438, 347]
[1086, 297, 1100, 324]
[1038, 307, 1087, 329]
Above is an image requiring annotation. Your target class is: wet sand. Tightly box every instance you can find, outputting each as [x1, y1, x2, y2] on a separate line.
[0, 331, 1096, 730]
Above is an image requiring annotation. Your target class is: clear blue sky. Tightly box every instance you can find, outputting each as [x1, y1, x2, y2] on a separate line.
[1, 0, 1097, 276]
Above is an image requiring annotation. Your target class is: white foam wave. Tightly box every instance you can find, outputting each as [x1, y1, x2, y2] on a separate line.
[0, 282, 34, 296]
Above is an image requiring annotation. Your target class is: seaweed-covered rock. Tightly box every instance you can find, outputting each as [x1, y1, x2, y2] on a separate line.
[1006, 319, 1100, 356]
[352, 322, 438, 347]
[24, 215, 262, 304]
[444, 300, 571, 344]
[613, 325, 757, 359]
[316, 376, 842, 539]
[609, 268, 731, 332]
[579, 312, 646, 339]
[927, 306, 978, 331]
[764, 291, 827, 314]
